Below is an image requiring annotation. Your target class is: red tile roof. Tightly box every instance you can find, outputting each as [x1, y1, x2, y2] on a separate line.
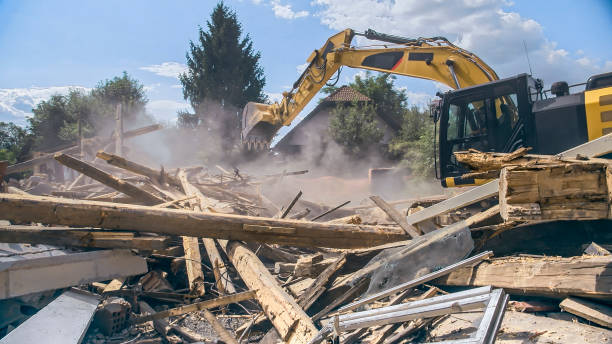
[323, 86, 371, 102]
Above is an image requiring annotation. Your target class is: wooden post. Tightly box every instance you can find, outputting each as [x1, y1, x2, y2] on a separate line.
[115, 103, 123, 156]
[219, 240, 318, 344]
[96, 151, 182, 188]
[369, 195, 421, 237]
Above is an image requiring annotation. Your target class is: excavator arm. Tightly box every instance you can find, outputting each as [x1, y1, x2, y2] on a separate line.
[241, 28, 498, 149]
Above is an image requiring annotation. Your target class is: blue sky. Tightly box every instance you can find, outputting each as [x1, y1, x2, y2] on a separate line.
[1, 0, 611, 141]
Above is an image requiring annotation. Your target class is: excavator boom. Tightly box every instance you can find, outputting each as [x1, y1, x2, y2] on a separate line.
[241, 28, 498, 149]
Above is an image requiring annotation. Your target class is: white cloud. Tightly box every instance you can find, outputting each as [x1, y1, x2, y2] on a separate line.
[271, 0, 309, 19]
[0, 86, 89, 120]
[140, 62, 187, 79]
[146, 99, 191, 123]
[171, 84, 183, 89]
[296, 62, 309, 74]
[312, 0, 608, 87]
[143, 83, 161, 93]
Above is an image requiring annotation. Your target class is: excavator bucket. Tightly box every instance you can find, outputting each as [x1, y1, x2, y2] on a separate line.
[241, 102, 279, 151]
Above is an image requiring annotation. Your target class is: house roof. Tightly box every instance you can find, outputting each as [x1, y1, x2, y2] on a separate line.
[323, 86, 371, 102]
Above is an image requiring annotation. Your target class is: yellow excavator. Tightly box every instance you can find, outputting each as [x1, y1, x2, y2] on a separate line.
[242, 28, 612, 187]
[242, 28, 498, 150]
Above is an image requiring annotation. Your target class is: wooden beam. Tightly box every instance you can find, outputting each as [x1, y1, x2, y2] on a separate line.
[560, 297, 612, 329]
[219, 240, 318, 344]
[0, 194, 407, 249]
[96, 151, 182, 188]
[178, 169, 235, 295]
[436, 255, 612, 300]
[369, 195, 421, 237]
[0, 249, 148, 299]
[0, 225, 169, 250]
[132, 290, 256, 324]
[54, 153, 164, 205]
[499, 162, 611, 221]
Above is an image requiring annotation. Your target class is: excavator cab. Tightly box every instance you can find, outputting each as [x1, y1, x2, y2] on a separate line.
[437, 74, 535, 187]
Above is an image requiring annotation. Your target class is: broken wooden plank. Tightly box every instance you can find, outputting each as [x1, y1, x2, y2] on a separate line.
[0, 249, 148, 299]
[96, 151, 182, 189]
[0, 194, 407, 249]
[297, 254, 347, 310]
[201, 309, 239, 344]
[0, 225, 169, 250]
[499, 162, 611, 221]
[435, 255, 612, 300]
[139, 300, 170, 337]
[278, 190, 302, 219]
[369, 195, 421, 237]
[178, 169, 234, 295]
[219, 240, 318, 344]
[0, 289, 100, 344]
[54, 153, 164, 205]
[560, 297, 612, 329]
[405, 132, 612, 225]
[181, 236, 205, 296]
[132, 290, 256, 324]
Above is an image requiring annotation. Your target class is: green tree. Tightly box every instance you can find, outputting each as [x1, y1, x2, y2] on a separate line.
[388, 108, 437, 177]
[179, 1, 266, 139]
[90, 71, 150, 128]
[0, 122, 33, 163]
[329, 102, 384, 157]
[29, 94, 72, 149]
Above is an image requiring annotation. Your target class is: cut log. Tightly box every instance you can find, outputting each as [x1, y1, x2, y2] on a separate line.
[96, 151, 182, 189]
[0, 225, 169, 250]
[499, 162, 612, 221]
[54, 153, 164, 205]
[219, 240, 318, 344]
[560, 297, 612, 329]
[369, 195, 421, 237]
[435, 255, 612, 300]
[0, 194, 407, 249]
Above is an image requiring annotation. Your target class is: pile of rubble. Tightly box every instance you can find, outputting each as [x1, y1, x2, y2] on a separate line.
[0, 129, 611, 344]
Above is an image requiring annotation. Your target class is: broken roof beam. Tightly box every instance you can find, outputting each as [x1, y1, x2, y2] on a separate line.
[96, 150, 182, 189]
[405, 132, 612, 226]
[0, 225, 170, 250]
[0, 194, 407, 249]
[0, 289, 100, 344]
[0, 249, 148, 299]
[219, 240, 318, 344]
[54, 153, 164, 205]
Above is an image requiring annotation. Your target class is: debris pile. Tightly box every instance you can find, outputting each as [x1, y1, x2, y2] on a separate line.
[0, 131, 611, 344]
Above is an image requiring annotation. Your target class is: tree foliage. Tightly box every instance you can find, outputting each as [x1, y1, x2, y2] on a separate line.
[329, 102, 384, 157]
[389, 106, 436, 177]
[0, 122, 32, 164]
[323, 72, 407, 126]
[2, 72, 149, 165]
[179, 2, 266, 118]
